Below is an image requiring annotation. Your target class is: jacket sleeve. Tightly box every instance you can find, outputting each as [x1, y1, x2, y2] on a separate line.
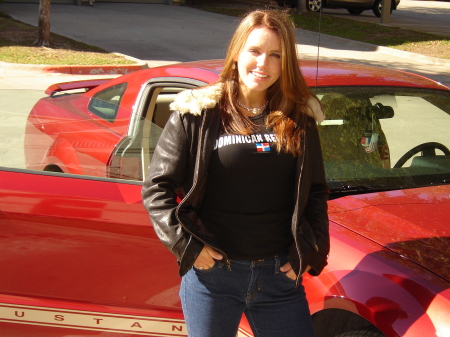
[303, 122, 330, 276]
[141, 111, 204, 272]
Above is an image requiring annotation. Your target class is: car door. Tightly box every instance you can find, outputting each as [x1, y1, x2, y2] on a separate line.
[0, 87, 186, 336]
[0, 167, 189, 336]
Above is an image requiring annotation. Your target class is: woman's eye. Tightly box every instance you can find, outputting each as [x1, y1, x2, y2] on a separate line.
[271, 53, 281, 58]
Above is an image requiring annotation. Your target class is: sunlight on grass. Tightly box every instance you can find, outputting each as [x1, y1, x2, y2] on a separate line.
[0, 45, 136, 65]
[0, 14, 137, 65]
[292, 12, 450, 59]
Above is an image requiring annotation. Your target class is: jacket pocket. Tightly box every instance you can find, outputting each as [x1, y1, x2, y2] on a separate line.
[298, 217, 319, 253]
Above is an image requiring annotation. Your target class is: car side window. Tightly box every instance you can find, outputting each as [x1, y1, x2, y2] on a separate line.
[88, 83, 127, 122]
[142, 88, 183, 179]
[107, 86, 186, 181]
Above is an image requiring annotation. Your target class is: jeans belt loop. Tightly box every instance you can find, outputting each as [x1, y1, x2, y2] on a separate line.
[274, 255, 280, 274]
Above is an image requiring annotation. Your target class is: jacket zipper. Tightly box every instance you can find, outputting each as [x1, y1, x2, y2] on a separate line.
[176, 110, 231, 271]
[294, 131, 307, 288]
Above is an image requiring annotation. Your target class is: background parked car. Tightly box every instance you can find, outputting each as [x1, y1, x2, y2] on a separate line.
[278, 0, 400, 17]
[1, 59, 449, 337]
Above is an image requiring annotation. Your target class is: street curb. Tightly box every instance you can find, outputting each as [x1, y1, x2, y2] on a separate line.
[0, 60, 149, 76]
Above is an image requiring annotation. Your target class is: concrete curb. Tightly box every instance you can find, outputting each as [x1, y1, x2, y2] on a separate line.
[0, 59, 149, 76]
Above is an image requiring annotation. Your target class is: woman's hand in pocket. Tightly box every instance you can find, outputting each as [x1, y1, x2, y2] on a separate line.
[280, 262, 297, 280]
[280, 263, 311, 280]
[193, 246, 223, 270]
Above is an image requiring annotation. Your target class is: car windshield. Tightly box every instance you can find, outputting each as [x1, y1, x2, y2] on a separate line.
[314, 87, 450, 196]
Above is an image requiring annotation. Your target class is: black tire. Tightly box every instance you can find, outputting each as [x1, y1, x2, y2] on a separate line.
[347, 8, 364, 15]
[44, 165, 64, 173]
[307, 0, 322, 12]
[372, 0, 393, 17]
[336, 327, 385, 336]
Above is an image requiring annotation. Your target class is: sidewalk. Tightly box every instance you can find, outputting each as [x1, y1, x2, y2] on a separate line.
[0, 3, 449, 88]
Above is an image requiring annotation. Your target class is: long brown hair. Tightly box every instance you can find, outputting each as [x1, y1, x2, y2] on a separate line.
[219, 9, 313, 156]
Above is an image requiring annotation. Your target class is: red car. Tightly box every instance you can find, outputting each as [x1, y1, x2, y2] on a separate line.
[1, 60, 449, 337]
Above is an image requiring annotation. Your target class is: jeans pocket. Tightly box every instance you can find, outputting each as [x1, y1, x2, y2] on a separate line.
[192, 260, 221, 273]
[278, 271, 297, 283]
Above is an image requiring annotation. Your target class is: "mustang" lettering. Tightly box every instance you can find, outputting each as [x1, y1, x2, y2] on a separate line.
[2, 303, 188, 336]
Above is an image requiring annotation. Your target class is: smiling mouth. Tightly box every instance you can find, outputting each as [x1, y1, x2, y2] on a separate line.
[251, 72, 268, 79]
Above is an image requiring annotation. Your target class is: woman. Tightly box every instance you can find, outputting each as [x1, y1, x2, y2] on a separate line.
[142, 9, 329, 337]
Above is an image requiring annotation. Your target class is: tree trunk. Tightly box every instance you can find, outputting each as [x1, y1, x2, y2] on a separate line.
[36, 0, 51, 46]
[297, 0, 307, 13]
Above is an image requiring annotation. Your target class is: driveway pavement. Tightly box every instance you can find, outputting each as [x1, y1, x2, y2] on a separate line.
[0, 2, 449, 88]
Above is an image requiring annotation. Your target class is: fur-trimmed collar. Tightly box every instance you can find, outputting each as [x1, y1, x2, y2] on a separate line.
[169, 83, 325, 122]
[170, 83, 224, 116]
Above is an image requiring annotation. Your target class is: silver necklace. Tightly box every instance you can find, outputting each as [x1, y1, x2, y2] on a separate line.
[237, 100, 268, 115]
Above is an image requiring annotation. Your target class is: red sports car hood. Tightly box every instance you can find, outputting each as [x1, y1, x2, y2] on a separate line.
[328, 185, 450, 281]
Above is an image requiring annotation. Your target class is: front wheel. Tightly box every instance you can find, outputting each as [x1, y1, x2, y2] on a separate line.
[307, 0, 322, 12]
[372, 0, 393, 17]
[347, 8, 364, 15]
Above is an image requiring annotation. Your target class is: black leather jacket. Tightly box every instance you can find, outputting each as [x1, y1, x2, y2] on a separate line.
[142, 103, 329, 284]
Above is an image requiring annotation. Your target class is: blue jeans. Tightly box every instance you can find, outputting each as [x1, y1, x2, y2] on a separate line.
[180, 255, 315, 337]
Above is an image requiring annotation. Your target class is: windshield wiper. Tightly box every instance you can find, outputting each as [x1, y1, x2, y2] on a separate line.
[330, 184, 400, 194]
[430, 179, 450, 185]
[330, 178, 450, 196]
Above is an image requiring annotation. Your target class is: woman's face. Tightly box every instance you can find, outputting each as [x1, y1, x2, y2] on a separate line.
[236, 26, 282, 99]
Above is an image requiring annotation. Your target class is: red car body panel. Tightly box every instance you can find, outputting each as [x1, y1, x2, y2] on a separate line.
[318, 186, 450, 337]
[329, 186, 450, 282]
[1, 169, 449, 337]
[45, 79, 111, 96]
[4, 60, 450, 336]
[0, 169, 186, 334]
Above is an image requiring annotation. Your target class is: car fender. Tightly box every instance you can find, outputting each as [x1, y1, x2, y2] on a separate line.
[45, 137, 83, 175]
[306, 250, 445, 337]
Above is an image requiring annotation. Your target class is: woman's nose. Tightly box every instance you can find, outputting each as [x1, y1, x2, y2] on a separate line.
[257, 54, 267, 68]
